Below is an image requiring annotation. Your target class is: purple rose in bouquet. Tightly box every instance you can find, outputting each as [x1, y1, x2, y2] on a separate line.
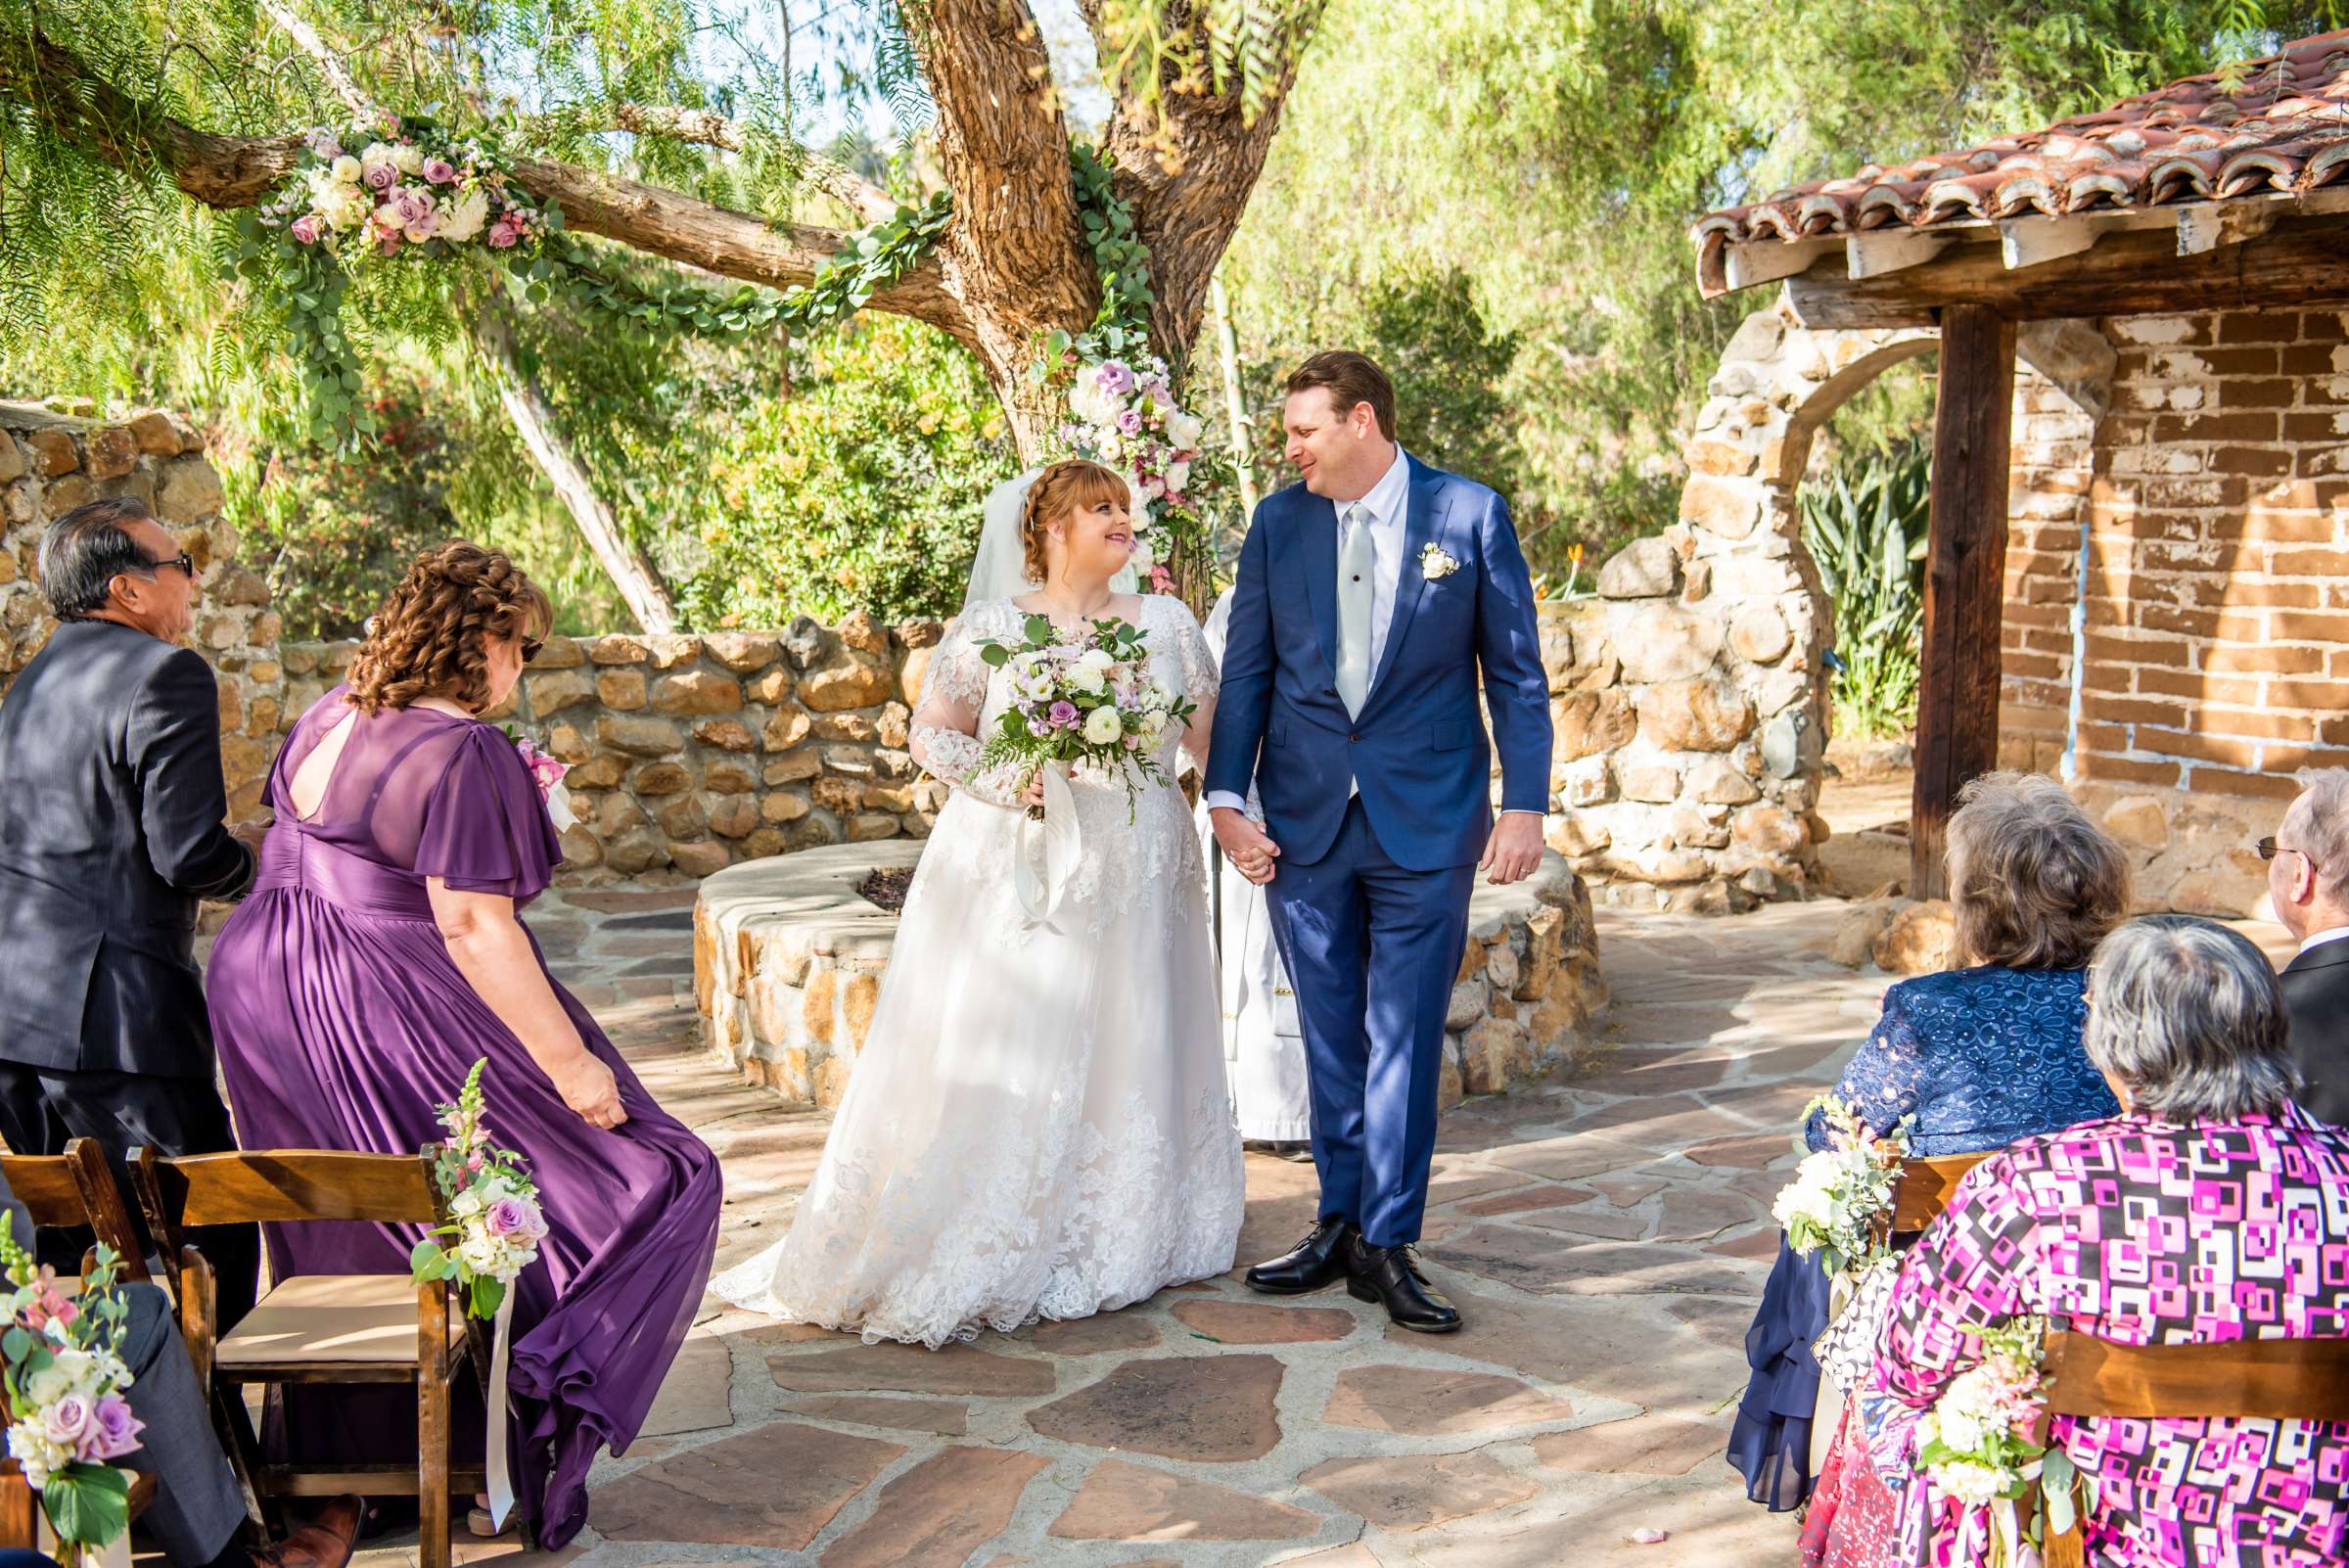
[83, 1397, 141, 1462]
[423, 157, 459, 185]
[1048, 700, 1080, 728]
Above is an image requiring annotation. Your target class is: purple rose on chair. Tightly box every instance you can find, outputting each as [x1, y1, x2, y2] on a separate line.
[422, 157, 459, 185]
[486, 1196, 530, 1236]
[1048, 700, 1080, 728]
[85, 1396, 142, 1460]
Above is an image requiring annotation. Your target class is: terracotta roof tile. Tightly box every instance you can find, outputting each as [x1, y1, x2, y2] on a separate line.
[1695, 29, 2349, 265]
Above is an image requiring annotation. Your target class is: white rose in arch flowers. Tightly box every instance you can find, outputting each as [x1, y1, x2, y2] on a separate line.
[1420, 542, 1460, 580]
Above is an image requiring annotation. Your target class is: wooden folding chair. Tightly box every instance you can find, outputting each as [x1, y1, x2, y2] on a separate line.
[1878, 1151, 1991, 1242]
[2036, 1330, 2349, 1567]
[0, 1139, 161, 1550]
[130, 1147, 489, 1568]
[0, 1136, 153, 1282]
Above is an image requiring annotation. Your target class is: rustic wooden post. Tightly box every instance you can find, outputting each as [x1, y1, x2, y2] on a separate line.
[1911, 303, 2016, 899]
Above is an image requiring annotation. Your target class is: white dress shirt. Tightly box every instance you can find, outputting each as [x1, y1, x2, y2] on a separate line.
[1207, 448, 1538, 823]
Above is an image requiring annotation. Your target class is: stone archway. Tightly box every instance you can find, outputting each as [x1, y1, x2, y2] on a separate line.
[1545, 299, 2112, 913]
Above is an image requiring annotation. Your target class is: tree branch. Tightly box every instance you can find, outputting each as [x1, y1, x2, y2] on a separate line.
[0, 25, 977, 343]
[260, 0, 372, 115]
[920, 0, 1095, 343]
[588, 104, 901, 223]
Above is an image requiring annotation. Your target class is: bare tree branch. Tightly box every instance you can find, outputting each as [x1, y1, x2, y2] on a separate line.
[0, 26, 977, 343]
[260, 0, 373, 114]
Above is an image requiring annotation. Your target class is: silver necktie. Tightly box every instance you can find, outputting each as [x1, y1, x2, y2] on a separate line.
[1335, 502, 1374, 716]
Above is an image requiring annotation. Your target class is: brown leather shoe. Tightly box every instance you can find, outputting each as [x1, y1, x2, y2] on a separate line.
[260, 1494, 363, 1568]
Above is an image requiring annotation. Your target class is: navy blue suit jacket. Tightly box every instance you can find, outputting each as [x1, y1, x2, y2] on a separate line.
[1205, 454, 1552, 871]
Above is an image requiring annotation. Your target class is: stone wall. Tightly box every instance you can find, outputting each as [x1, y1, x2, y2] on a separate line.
[0, 402, 285, 819]
[698, 843, 1609, 1112]
[281, 615, 947, 883]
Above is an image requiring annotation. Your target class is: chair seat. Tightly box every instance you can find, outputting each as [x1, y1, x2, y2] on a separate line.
[217, 1274, 425, 1367]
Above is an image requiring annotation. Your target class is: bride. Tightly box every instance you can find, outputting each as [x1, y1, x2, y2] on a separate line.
[712, 458, 1245, 1346]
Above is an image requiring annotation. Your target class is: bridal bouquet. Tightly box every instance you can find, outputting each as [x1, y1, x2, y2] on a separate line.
[1060, 355, 1209, 594]
[1773, 1094, 1911, 1277]
[410, 1059, 548, 1320]
[975, 614, 1195, 821]
[260, 115, 546, 258]
[0, 1221, 143, 1564]
[1912, 1317, 2072, 1568]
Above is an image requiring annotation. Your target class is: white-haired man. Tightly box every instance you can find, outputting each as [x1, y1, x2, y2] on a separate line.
[2264, 768, 2349, 1126]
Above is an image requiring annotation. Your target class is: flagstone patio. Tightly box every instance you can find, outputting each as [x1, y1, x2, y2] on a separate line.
[356, 888, 2294, 1568]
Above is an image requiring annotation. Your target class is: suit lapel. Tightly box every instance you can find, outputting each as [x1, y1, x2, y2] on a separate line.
[1298, 490, 1341, 678]
[1368, 459, 1449, 698]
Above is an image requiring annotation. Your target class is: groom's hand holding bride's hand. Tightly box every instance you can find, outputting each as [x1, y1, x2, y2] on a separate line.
[1211, 807, 1281, 886]
[1480, 813, 1544, 887]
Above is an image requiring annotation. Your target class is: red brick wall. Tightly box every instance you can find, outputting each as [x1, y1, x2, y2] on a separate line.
[1999, 309, 2349, 807]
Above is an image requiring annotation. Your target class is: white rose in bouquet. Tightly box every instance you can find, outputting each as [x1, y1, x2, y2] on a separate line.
[1082, 706, 1125, 746]
[439, 186, 490, 244]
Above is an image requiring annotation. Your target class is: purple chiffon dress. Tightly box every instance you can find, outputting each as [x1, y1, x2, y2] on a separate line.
[206, 688, 721, 1548]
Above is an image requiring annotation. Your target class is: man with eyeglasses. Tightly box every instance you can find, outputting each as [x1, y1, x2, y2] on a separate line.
[0, 496, 262, 1324]
[2261, 769, 2349, 1128]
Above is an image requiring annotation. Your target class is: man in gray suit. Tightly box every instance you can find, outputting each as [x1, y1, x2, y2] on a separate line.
[0, 1174, 359, 1568]
[0, 498, 261, 1319]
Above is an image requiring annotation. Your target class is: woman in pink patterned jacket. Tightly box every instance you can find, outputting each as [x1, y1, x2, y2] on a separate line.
[1808, 914, 2349, 1568]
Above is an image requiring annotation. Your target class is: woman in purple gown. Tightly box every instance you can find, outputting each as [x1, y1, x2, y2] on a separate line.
[207, 542, 720, 1550]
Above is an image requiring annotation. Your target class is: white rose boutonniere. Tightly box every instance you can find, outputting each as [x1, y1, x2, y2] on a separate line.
[1420, 542, 1460, 580]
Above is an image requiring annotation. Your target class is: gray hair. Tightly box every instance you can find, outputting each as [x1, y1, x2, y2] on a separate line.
[2085, 915, 2299, 1120]
[39, 497, 159, 621]
[2280, 769, 2349, 905]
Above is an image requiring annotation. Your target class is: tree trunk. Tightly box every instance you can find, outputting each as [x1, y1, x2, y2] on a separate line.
[474, 304, 681, 634]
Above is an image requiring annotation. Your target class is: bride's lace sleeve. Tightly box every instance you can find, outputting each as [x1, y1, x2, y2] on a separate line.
[1163, 599, 1221, 776]
[908, 613, 1026, 808]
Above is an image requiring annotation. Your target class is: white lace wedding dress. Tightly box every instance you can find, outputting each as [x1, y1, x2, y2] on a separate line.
[711, 593, 1245, 1347]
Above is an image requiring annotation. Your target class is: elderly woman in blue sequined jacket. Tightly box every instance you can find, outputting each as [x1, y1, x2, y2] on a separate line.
[1726, 772, 2131, 1514]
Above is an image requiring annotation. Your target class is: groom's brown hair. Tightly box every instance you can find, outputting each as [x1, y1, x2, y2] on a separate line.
[1286, 351, 1396, 440]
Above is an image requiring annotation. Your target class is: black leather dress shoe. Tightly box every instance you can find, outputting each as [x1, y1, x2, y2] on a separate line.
[1346, 1236, 1462, 1332]
[1245, 1218, 1359, 1294]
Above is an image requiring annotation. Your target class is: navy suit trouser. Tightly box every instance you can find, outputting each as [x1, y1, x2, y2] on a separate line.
[1265, 796, 1475, 1247]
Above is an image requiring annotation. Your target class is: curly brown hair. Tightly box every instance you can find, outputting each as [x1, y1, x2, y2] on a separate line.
[1019, 460, 1131, 585]
[346, 542, 552, 715]
[1946, 771, 2131, 969]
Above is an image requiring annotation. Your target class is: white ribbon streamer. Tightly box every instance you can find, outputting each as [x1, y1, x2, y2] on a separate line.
[484, 1292, 519, 1531]
[1013, 763, 1082, 933]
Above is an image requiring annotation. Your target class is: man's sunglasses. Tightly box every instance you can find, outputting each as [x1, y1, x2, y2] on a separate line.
[140, 552, 196, 578]
[2256, 836, 2320, 873]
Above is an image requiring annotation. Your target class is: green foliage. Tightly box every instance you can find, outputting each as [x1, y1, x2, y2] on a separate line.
[1219, 0, 2346, 579]
[234, 373, 472, 639]
[680, 315, 1015, 625]
[1802, 441, 1931, 742]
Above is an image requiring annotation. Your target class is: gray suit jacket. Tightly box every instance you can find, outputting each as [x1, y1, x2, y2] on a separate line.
[0, 620, 254, 1078]
[2280, 940, 2349, 1129]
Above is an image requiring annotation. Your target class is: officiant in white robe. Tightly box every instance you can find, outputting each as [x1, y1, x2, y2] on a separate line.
[1195, 587, 1313, 1150]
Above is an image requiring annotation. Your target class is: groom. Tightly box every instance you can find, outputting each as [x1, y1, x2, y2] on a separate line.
[1206, 351, 1551, 1332]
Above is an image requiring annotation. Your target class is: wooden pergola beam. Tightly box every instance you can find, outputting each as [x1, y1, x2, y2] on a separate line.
[1784, 209, 2349, 328]
[1911, 304, 2017, 900]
